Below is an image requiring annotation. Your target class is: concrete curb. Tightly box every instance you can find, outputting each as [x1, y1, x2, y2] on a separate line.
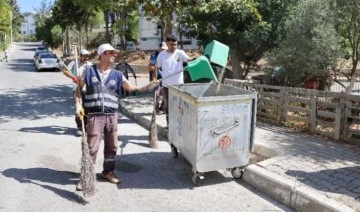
[243, 165, 355, 212]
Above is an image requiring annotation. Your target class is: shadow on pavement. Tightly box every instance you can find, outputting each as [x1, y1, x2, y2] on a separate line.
[6, 58, 36, 72]
[1, 168, 88, 204]
[19, 125, 75, 136]
[114, 151, 234, 190]
[0, 85, 73, 122]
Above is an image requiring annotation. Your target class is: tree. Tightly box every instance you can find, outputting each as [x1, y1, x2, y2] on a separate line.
[0, 0, 11, 46]
[179, 0, 271, 79]
[34, 0, 53, 41]
[264, 0, 342, 89]
[7, 0, 24, 41]
[52, 0, 95, 50]
[331, 0, 360, 93]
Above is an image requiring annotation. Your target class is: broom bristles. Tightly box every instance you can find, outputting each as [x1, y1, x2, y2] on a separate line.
[149, 87, 158, 148]
[80, 119, 96, 197]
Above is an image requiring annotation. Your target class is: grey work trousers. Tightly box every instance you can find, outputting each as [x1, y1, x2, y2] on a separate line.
[86, 113, 118, 174]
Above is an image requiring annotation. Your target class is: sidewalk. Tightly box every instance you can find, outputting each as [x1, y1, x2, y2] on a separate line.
[119, 93, 360, 212]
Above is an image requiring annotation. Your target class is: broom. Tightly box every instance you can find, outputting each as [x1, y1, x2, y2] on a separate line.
[148, 86, 158, 148]
[145, 71, 183, 149]
[74, 47, 95, 197]
[79, 115, 96, 197]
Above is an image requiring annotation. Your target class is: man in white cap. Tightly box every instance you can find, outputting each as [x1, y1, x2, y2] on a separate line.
[63, 49, 92, 136]
[74, 43, 140, 188]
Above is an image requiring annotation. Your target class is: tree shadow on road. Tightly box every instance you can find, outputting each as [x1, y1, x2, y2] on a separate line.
[0, 85, 73, 123]
[5, 58, 36, 72]
[1, 168, 88, 204]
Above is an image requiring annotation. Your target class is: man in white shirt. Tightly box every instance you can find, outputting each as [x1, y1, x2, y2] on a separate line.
[156, 35, 190, 128]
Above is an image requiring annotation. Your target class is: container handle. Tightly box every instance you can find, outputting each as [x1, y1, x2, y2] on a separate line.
[210, 117, 240, 137]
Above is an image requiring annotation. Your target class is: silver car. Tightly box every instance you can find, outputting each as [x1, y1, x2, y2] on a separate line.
[35, 53, 60, 72]
[33, 50, 48, 64]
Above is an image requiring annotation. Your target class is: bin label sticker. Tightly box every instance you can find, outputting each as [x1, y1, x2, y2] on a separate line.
[218, 136, 232, 150]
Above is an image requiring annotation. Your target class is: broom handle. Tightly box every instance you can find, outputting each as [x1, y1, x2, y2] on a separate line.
[138, 70, 183, 92]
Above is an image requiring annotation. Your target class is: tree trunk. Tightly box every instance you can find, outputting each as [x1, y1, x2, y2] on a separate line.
[164, 14, 173, 37]
[104, 9, 111, 44]
[229, 50, 245, 79]
[346, 39, 359, 94]
[66, 26, 70, 56]
[85, 22, 89, 46]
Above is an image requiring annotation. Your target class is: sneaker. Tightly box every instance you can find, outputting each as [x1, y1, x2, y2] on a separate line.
[76, 182, 82, 191]
[76, 129, 83, 137]
[156, 110, 164, 115]
[102, 172, 120, 184]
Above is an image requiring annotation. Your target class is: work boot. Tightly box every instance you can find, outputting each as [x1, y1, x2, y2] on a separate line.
[76, 129, 83, 137]
[102, 172, 120, 184]
[76, 182, 82, 191]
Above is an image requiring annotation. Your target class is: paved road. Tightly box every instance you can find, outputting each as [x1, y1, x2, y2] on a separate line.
[0, 43, 292, 211]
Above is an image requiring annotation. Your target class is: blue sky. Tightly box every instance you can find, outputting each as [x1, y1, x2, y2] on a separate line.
[17, 0, 54, 13]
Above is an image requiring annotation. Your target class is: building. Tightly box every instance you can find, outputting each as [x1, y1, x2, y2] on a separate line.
[20, 14, 36, 36]
[138, 5, 198, 51]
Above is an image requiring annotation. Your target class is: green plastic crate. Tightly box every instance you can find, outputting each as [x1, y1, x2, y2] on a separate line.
[204, 40, 229, 67]
[185, 55, 218, 82]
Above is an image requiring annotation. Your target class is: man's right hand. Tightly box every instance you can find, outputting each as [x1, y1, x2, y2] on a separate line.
[71, 76, 79, 84]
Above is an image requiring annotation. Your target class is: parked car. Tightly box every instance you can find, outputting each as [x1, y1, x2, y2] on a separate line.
[35, 46, 46, 53]
[34, 53, 60, 72]
[33, 50, 48, 63]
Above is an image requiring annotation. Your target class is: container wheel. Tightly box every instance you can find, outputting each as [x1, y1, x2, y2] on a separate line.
[231, 167, 244, 179]
[170, 144, 178, 158]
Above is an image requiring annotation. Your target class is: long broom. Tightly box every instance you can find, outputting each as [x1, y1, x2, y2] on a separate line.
[74, 47, 95, 197]
[79, 114, 96, 197]
[143, 71, 183, 149]
[148, 85, 159, 148]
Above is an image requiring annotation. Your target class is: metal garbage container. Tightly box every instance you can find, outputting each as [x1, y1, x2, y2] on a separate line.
[168, 82, 257, 185]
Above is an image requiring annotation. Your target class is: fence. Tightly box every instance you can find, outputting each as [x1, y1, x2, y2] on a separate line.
[330, 75, 360, 93]
[224, 79, 360, 145]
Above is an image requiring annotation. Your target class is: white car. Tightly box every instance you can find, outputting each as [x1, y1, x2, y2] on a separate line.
[33, 50, 48, 63]
[35, 53, 60, 72]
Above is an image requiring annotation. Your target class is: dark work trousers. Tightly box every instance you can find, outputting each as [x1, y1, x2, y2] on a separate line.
[86, 113, 118, 174]
[162, 87, 169, 125]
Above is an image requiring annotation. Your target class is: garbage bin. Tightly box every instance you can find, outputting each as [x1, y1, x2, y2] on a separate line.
[168, 82, 257, 185]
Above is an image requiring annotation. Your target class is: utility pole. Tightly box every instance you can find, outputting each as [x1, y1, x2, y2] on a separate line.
[9, 11, 13, 44]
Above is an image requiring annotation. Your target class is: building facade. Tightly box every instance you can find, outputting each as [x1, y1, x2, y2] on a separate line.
[138, 5, 198, 51]
[20, 14, 36, 36]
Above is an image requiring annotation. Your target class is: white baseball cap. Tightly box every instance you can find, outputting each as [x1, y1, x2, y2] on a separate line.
[97, 43, 119, 55]
[80, 49, 90, 55]
[160, 41, 168, 50]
